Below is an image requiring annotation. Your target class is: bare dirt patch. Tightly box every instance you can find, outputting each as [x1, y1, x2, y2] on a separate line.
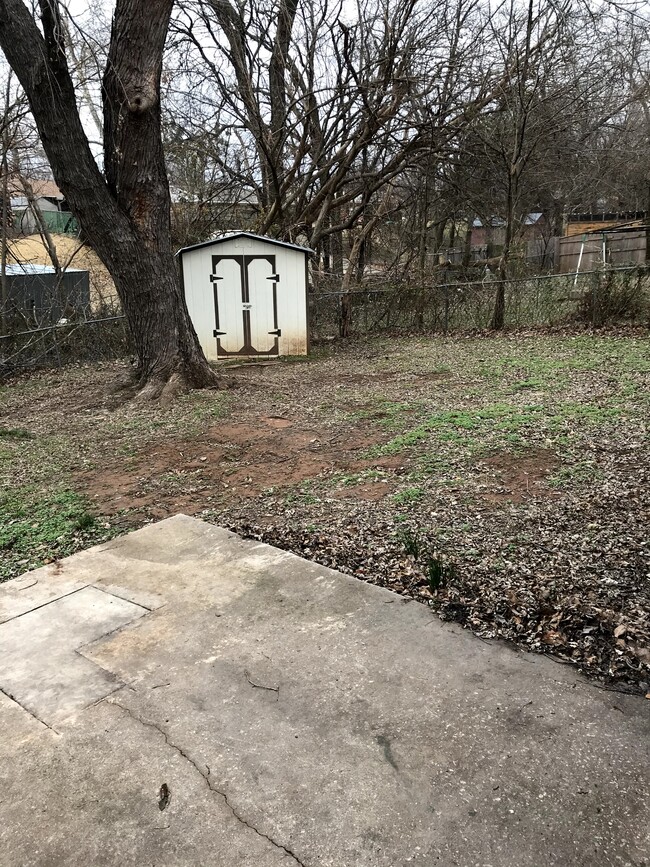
[478, 448, 559, 503]
[337, 372, 398, 384]
[80, 418, 388, 515]
[414, 371, 451, 380]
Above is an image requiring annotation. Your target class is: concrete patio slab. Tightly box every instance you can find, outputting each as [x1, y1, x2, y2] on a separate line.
[0, 585, 149, 726]
[0, 514, 648, 867]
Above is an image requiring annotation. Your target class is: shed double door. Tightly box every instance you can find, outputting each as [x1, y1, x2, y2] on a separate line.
[210, 255, 280, 357]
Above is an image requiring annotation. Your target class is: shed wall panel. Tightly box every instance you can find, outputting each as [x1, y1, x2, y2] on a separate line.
[181, 237, 308, 359]
[182, 248, 219, 361]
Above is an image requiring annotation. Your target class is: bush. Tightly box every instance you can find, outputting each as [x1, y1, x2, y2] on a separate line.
[579, 268, 649, 327]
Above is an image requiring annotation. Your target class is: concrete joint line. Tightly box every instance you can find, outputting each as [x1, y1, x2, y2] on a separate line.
[0, 686, 60, 734]
[111, 701, 308, 866]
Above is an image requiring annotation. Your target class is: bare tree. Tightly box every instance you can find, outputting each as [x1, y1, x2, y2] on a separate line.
[173, 0, 492, 253]
[0, 0, 222, 399]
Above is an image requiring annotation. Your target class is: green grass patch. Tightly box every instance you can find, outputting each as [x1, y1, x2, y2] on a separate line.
[0, 488, 119, 583]
[368, 400, 625, 457]
[392, 486, 425, 505]
[350, 399, 419, 428]
[283, 487, 318, 505]
[183, 391, 233, 422]
[0, 427, 33, 439]
[548, 462, 602, 488]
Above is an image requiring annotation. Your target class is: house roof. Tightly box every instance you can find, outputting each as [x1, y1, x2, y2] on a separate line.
[4, 263, 85, 275]
[472, 217, 506, 228]
[473, 213, 542, 228]
[582, 222, 649, 235]
[8, 177, 64, 200]
[170, 187, 259, 206]
[177, 231, 314, 256]
[568, 211, 645, 223]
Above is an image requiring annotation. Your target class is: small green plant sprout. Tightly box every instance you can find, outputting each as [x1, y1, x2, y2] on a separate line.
[425, 554, 457, 593]
[392, 486, 424, 505]
[396, 526, 420, 558]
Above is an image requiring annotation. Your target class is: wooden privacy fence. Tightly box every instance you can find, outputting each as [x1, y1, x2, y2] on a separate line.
[557, 230, 647, 274]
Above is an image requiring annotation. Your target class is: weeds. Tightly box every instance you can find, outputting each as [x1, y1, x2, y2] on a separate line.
[396, 526, 459, 595]
[0, 427, 33, 439]
[0, 488, 119, 583]
[425, 555, 457, 593]
[396, 526, 420, 558]
[392, 486, 425, 505]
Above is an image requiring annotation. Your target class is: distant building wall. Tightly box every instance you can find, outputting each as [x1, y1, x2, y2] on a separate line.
[4, 267, 90, 325]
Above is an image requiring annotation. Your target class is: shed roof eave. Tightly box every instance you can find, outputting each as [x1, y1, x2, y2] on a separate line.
[176, 231, 315, 257]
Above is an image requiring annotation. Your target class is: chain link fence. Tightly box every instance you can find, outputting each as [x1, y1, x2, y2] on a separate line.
[2, 264, 648, 378]
[1, 266, 130, 378]
[1, 315, 131, 379]
[309, 266, 650, 338]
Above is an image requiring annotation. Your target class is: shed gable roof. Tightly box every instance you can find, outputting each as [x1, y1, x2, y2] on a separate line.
[177, 232, 313, 257]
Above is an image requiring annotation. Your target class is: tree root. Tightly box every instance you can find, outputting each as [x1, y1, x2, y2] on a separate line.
[106, 354, 237, 403]
[130, 364, 235, 404]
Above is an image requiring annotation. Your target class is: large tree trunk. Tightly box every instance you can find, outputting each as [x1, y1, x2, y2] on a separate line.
[107, 244, 221, 399]
[0, 0, 222, 399]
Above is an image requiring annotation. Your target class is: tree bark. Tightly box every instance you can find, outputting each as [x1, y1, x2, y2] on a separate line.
[0, 0, 222, 399]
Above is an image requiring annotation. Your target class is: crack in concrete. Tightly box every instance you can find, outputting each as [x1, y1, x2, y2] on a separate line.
[111, 700, 307, 866]
[0, 584, 89, 625]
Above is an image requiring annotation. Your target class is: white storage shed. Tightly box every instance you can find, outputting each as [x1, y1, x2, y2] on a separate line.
[178, 232, 312, 360]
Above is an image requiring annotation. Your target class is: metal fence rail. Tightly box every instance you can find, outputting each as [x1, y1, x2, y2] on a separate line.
[1, 265, 647, 377]
[309, 266, 650, 337]
[0, 314, 130, 378]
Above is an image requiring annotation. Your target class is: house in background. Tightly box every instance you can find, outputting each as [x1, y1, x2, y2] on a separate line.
[565, 211, 646, 237]
[439, 213, 552, 267]
[2, 262, 90, 327]
[469, 216, 506, 249]
[9, 178, 78, 235]
[469, 213, 548, 247]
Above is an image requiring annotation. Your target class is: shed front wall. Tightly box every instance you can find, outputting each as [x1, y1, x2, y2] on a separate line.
[181, 238, 308, 361]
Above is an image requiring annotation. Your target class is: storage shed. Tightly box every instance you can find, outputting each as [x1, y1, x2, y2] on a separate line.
[178, 232, 311, 360]
[3, 263, 90, 326]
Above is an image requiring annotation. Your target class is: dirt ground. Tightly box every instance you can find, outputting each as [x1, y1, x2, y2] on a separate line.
[79, 420, 558, 515]
[1, 331, 649, 690]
